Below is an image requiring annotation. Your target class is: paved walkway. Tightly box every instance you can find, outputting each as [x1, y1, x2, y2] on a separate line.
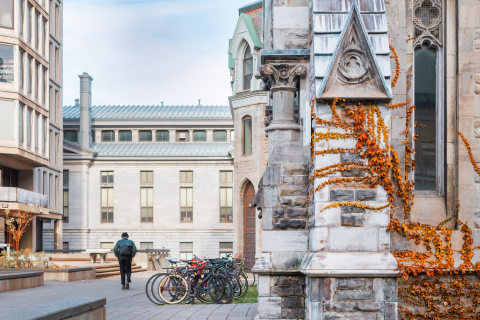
[0, 271, 258, 319]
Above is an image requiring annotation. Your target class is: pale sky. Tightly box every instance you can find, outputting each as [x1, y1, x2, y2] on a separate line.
[63, 0, 252, 106]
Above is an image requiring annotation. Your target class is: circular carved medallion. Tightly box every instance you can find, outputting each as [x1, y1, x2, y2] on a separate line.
[338, 50, 369, 84]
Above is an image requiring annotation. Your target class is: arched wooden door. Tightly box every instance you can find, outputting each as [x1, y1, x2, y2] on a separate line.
[243, 181, 256, 269]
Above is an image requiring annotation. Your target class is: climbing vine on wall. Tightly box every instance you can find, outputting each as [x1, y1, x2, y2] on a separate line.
[309, 45, 480, 319]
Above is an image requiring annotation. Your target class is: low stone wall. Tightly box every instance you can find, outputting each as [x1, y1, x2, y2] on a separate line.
[1, 297, 106, 320]
[0, 270, 44, 293]
[48, 253, 117, 262]
[42, 267, 95, 281]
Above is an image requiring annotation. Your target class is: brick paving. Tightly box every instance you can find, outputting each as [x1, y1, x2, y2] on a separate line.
[0, 271, 258, 319]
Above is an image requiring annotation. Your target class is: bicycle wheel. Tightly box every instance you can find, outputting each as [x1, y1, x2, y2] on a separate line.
[207, 275, 227, 303]
[159, 275, 188, 304]
[214, 274, 234, 304]
[243, 267, 256, 286]
[145, 273, 167, 305]
[234, 271, 249, 298]
[195, 277, 216, 304]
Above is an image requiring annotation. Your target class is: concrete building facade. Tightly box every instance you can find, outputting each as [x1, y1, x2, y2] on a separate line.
[51, 74, 236, 259]
[247, 0, 480, 319]
[0, 0, 63, 251]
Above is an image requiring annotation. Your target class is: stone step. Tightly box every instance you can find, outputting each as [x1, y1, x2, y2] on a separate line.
[95, 265, 142, 274]
[96, 268, 147, 278]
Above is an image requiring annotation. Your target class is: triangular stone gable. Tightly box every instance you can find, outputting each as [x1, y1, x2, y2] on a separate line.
[319, 4, 392, 101]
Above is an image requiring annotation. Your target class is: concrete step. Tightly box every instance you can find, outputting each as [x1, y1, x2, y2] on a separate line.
[96, 268, 147, 278]
[95, 265, 142, 274]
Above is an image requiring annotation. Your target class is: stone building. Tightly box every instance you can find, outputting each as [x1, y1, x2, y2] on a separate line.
[248, 0, 480, 319]
[0, 0, 63, 251]
[49, 74, 236, 259]
[228, 0, 268, 269]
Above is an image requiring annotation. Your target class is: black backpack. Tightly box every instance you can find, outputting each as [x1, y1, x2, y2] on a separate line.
[119, 241, 133, 257]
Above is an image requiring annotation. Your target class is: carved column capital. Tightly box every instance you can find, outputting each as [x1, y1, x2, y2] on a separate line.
[260, 63, 306, 91]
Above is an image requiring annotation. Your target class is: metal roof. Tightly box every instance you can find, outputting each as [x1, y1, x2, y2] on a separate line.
[63, 105, 232, 120]
[239, 0, 262, 15]
[93, 142, 234, 157]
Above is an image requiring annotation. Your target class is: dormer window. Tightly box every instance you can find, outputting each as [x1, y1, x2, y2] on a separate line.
[243, 46, 253, 91]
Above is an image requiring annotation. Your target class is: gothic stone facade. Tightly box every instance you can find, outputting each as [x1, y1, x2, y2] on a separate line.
[251, 0, 480, 319]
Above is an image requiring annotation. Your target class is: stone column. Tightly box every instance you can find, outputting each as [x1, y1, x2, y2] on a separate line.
[54, 219, 63, 250]
[253, 62, 310, 320]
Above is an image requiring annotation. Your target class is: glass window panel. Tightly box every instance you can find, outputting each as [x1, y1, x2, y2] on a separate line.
[180, 242, 193, 249]
[139, 130, 152, 142]
[243, 118, 252, 155]
[26, 108, 31, 146]
[140, 242, 153, 249]
[119, 130, 132, 142]
[102, 130, 114, 142]
[91, 130, 95, 142]
[19, 104, 23, 142]
[108, 172, 113, 183]
[230, 131, 234, 142]
[19, 50, 24, 89]
[20, 0, 24, 35]
[100, 242, 114, 249]
[186, 188, 193, 207]
[101, 172, 107, 183]
[220, 172, 226, 183]
[147, 188, 153, 207]
[63, 170, 69, 186]
[180, 171, 186, 183]
[0, 0, 13, 28]
[141, 188, 147, 206]
[101, 188, 108, 206]
[180, 188, 187, 207]
[156, 130, 169, 141]
[147, 171, 153, 183]
[227, 171, 233, 183]
[64, 130, 78, 142]
[107, 188, 113, 206]
[213, 130, 227, 141]
[414, 45, 437, 191]
[220, 242, 233, 249]
[141, 208, 147, 220]
[226, 188, 233, 206]
[63, 190, 68, 205]
[187, 171, 193, 183]
[193, 130, 206, 141]
[227, 207, 233, 222]
[147, 208, 153, 222]
[220, 188, 226, 207]
[0, 44, 14, 83]
[140, 171, 146, 183]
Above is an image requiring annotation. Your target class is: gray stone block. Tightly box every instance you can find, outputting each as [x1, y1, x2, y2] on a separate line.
[341, 153, 364, 163]
[280, 185, 309, 196]
[283, 296, 305, 308]
[262, 208, 274, 230]
[283, 176, 296, 185]
[330, 190, 355, 201]
[324, 312, 376, 320]
[355, 190, 377, 201]
[324, 302, 344, 312]
[373, 278, 397, 302]
[283, 163, 309, 175]
[274, 219, 307, 229]
[287, 208, 309, 218]
[271, 285, 304, 297]
[274, 208, 286, 218]
[337, 278, 365, 290]
[336, 290, 373, 301]
[295, 175, 309, 185]
[341, 213, 366, 227]
[341, 205, 366, 214]
[385, 302, 397, 320]
[357, 302, 384, 312]
[275, 275, 306, 286]
[258, 297, 282, 318]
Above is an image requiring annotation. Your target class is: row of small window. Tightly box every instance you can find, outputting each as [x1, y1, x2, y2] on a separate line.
[18, 103, 47, 151]
[64, 130, 234, 143]
[95, 241, 233, 259]
[63, 170, 234, 223]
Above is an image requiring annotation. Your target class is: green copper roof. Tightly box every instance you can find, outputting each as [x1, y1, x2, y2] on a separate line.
[239, 0, 262, 15]
[241, 13, 262, 50]
[228, 39, 234, 68]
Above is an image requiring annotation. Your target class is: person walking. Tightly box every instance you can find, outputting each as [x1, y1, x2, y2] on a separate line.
[113, 232, 137, 290]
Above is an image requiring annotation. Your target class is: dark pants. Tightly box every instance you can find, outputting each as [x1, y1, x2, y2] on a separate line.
[118, 256, 132, 286]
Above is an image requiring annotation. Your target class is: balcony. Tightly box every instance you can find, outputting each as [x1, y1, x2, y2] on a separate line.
[0, 187, 49, 215]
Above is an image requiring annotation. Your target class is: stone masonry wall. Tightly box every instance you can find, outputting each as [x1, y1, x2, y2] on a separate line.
[306, 277, 398, 320]
[258, 275, 306, 319]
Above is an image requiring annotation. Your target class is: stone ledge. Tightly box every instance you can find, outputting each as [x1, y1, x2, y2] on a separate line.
[0, 296, 107, 320]
[0, 271, 44, 280]
[299, 252, 398, 277]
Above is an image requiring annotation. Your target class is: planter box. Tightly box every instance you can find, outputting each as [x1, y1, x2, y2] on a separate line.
[0, 267, 95, 282]
[0, 270, 44, 293]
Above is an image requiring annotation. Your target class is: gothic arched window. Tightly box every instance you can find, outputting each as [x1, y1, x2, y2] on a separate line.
[243, 46, 253, 91]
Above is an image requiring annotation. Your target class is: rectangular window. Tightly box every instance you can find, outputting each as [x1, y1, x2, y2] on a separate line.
[63, 190, 68, 223]
[180, 171, 193, 183]
[180, 242, 193, 260]
[141, 187, 153, 223]
[42, 67, 47, 104]
[100, 242, 114, 249]
[27, 55, 32, 94]
[18, 104, 23, 142]
[101, 171, 114, 184]
[55, 47, 59, 81]
[35, 62, 39, 99]
[0, 0, 13, 29]
[140, 171, 153, 184]
[42, 117, 46, 152]
[156, 130, 169, 142]
[220, 171, 233, 183]
[139, 130, 152, 142]
[213, 130, 227, 141]
[140, 242, 153, 249]
[19, 50, 24, 89]
[35, 113, 39, 149]
[55, 90, 59, 122]
[230, 131, 234, 142]
[27, 4, 31, 43]
[243, 117, 252, 155]
[63, 242, 69, 250]
[20, 0, 24, 35]
[101, 130, 115, 142]
[34, 10, 39, 49]
[101, 188, 114, 223]
[64, 130, 78, 142]
[193, 130, 206, 141]
[176, 131, 189, 142]
[0, 44, 14, 83]
[63, 170, 69, 187]
[219, 242, 233, 258]
[119, 130, 132, 142]
[91, 130, 95, 142]
[42, 18, 46, 56]
[26, 107, 31, 146]
[180, 187, 193, 223]
[219, 187, 233, 223]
